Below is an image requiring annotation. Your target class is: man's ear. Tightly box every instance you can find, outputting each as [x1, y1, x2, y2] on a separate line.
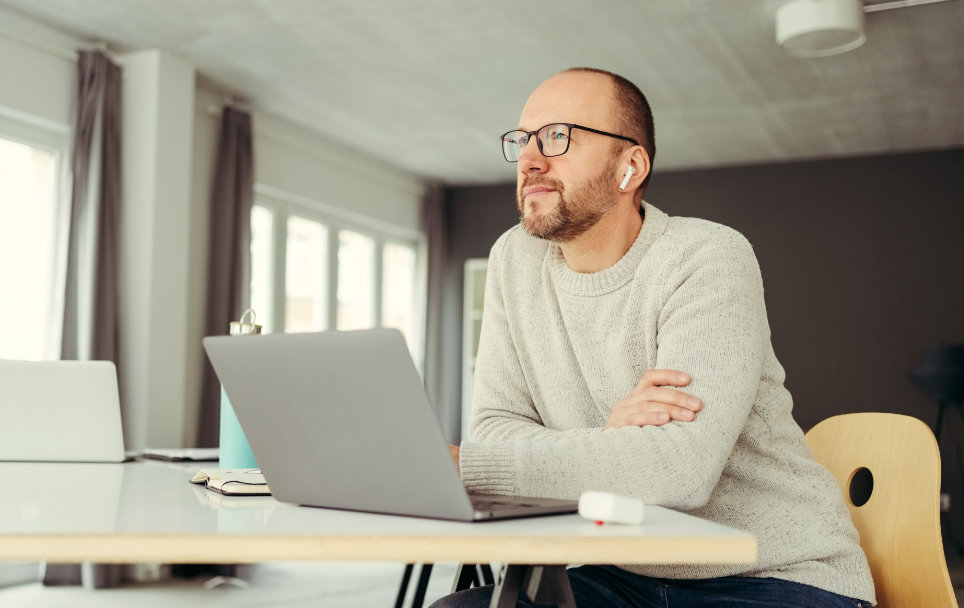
[618, 148, 650, 192]
[632, 148, 651, 186]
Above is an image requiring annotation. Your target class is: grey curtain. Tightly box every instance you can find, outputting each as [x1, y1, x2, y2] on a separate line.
[197, 106, 254, 447]
[45, 49, 123, 590]
[61, 50, 121, 364]
[420, 184, 453, 437]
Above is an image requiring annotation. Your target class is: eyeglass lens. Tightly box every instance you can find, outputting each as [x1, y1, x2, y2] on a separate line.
[502, 124, 571, 162]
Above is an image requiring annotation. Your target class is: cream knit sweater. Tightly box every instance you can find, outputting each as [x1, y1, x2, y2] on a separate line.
[459, 202, 875, 604]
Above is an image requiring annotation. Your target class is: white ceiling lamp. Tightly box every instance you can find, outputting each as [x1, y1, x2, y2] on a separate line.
[776, 0, 866, 57]
[776, 0, 956, 58]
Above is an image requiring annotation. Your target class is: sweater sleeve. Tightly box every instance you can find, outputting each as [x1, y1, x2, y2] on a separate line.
[460, 225, 770, 510]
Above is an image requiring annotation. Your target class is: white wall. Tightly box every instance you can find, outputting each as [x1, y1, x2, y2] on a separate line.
[0, 12, 77, 126]
[119, 50, 197, 449]
[253, 111, 424, 229]
[0, 10, 427, 448]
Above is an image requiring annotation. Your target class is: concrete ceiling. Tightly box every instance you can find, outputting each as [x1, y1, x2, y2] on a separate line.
[1, 0, 962, 185]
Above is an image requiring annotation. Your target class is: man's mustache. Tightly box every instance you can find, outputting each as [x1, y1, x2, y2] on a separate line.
[519, 176, 565, 197]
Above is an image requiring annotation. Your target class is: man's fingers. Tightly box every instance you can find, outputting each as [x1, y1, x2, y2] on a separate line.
[651, 386, 702, 412]
[645, 404, 697, 422]
[607, 369, 701, 430]
[604, 403, 699, 429]
[629, 411, 671, 427]
[635, 368, 691, 390]
[605, 410, 670, 429]
[448, 444, 460, 473]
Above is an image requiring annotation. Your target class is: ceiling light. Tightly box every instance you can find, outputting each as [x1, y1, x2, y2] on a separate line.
[776, 0, 867, 57]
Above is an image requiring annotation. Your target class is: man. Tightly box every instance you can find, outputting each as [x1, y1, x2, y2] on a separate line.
[431, 68, 874, 607]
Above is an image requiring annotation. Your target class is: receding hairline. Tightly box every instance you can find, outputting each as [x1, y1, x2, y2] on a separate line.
[556, 66, 657, 192]
[541, 68, 623, 117]
[560, 67, 622, 103]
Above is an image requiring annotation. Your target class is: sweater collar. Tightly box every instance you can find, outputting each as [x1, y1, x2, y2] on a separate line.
[548, 201, 668, 296]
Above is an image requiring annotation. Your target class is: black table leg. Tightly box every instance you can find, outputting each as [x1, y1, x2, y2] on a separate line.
[411, 563, 434, 608]
[395, 563, 415, 608]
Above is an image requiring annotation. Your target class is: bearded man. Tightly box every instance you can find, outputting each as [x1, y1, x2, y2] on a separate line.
[434, 68, 874, 608]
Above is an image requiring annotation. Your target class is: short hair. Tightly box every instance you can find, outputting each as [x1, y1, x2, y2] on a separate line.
[562, 67, 656, 193]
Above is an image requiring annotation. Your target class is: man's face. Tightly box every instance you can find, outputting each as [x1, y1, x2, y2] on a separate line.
[514, 72, 622, 243]
[516, 153, 619, 242]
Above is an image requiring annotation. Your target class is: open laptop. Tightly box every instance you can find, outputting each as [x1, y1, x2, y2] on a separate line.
[0, 359, 126, 462]
[202, 328, 577, 521]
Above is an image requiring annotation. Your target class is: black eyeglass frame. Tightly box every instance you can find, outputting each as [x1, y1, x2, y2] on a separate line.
[500, 122, 639, 163]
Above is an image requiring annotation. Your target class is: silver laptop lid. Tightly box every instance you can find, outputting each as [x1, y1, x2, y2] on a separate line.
[203, 329, 478, 521]
[0, 359, 126, 462]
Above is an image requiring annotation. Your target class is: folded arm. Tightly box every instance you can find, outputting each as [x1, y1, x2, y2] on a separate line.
[459, 231, 768, 510]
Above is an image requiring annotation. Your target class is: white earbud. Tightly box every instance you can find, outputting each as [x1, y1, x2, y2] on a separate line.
[619, 165, 636, 190]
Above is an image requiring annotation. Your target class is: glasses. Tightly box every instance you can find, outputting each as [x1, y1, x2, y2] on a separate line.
[501, 122, 638, 163]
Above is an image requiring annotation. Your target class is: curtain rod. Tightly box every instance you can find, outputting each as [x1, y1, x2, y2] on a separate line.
[4, 22, 252, 119]
[87, 40, 119, 59]
[864, 0, 955, 12]
[206, 97, 254, 116]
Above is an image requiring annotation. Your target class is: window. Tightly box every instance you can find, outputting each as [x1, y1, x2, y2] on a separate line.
[0, 111, 68, 587]
[382, 241, 418, 349]
[337, 230, 375, 330]
[249, 188, 424, 368]
[285, 215, 329, 332]
[248, 204, 274, 333]
[0, 113, 69, 361]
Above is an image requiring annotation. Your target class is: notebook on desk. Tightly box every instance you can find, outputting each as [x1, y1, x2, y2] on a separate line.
[0, 359, 126, 462]
[202, 328, 577, 522]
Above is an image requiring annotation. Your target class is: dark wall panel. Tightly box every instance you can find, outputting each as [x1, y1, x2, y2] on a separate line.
[646, 149, 964, 429]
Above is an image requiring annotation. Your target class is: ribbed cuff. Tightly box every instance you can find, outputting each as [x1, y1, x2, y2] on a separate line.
[458, 441, 517, 495]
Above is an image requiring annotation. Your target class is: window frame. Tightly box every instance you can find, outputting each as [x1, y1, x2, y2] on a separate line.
[0, 106, 71, 362]
[0, 107, 70, 585]
[250, 184, 425, 365]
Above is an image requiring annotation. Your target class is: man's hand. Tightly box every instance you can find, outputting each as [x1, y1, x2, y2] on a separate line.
[448, 444, 460, 473]
[605, 369, 702, 429]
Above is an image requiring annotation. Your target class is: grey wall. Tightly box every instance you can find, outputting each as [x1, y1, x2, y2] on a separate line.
[436, 184, 519, 440]
[442, 147, 964, 540]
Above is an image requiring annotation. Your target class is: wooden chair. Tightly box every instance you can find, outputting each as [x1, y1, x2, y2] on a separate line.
[805, 412, 958, 607]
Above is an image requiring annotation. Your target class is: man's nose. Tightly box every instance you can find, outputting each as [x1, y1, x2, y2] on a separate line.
[518, 137, 547, 174]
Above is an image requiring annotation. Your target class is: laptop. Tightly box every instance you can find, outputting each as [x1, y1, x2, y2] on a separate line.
[202, 328, 577, 521]
[0, 359, 126, 462]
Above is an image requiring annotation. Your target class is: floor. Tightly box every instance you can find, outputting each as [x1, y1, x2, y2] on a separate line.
[1, 555, 963, 607]
[0, 562, 458, 608]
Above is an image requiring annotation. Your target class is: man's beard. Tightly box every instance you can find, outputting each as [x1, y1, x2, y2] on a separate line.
[516, 163, 617, 243]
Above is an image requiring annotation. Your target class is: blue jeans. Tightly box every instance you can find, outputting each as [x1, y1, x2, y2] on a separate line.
[427, 565, 872, 608]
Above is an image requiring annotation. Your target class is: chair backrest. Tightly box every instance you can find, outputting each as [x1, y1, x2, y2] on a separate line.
[805, 412, 957, 608]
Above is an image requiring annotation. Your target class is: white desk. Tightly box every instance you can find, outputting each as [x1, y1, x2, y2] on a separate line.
[0, 460, 755, 565]
[0, 460, 757, 606]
